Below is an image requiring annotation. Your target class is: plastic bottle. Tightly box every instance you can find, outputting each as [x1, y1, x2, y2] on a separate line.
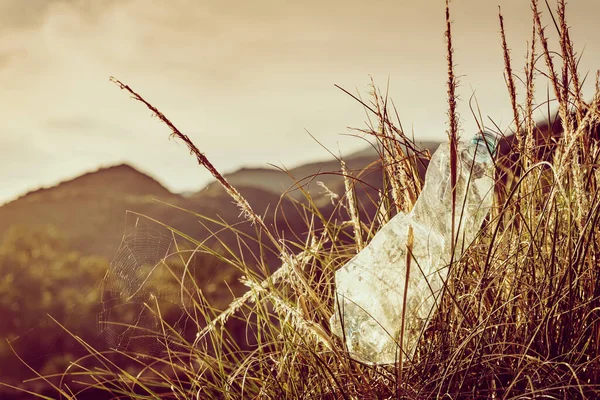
[330, 131, 497, 364]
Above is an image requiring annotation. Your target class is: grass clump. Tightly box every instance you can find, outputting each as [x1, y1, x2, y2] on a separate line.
[8, 0, 600, 398]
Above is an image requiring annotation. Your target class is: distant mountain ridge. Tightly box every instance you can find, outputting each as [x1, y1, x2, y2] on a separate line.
[3, 120, 571, 263]
[198, 140, 440, 204]
[0, 144, 401, 262]
[5, 164, 176, 206]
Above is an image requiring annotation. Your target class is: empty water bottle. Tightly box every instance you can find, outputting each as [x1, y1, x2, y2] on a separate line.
[330, 131, 497, 364]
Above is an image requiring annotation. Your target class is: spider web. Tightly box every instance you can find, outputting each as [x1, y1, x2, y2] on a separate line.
[98, 213, 201, 358]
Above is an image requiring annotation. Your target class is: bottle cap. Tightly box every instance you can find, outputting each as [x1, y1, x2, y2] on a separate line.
[469, 129, 498, 162]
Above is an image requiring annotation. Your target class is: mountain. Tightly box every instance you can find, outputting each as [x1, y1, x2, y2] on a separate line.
[11, 164, 174, 201]
[0, 164, 292, 263]
[198, 140, 440, 207]
[4, 117, 578, 267]
[0, 140, 442, 265]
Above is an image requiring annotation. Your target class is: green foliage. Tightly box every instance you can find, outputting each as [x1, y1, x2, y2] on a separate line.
[0, 223, 241, 398]
[0, 225, 108, 393]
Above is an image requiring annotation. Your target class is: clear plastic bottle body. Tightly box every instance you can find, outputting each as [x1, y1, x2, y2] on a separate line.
[330, 132, 496, 364]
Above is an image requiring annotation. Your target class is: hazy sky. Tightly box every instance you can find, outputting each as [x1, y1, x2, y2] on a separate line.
[1, 0, 599, 203]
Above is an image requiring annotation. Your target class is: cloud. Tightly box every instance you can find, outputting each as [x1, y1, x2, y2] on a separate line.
[0, 0, 599, 204]
[0, 0, 126, 31]
[42, 116, 131, 137]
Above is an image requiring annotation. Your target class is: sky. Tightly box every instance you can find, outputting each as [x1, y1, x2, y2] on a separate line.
[1, 0, 599, 203]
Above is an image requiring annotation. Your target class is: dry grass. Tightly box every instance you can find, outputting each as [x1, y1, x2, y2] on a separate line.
[8, 1, 600, 398]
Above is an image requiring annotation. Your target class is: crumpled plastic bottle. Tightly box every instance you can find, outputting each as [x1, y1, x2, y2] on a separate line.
[330, 131, 497, 364]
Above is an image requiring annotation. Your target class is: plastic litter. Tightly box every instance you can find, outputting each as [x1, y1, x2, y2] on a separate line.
[330, 131, 497, 364]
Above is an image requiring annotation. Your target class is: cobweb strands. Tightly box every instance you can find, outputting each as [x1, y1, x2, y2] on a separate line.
[98, 213, 202, 358]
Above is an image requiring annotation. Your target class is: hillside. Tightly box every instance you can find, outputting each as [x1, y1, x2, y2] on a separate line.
[0, 164, 291, 262]
[0, 140, 442, 264]
[9, 164, 175, 201]
[198, 140, 440, 207]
